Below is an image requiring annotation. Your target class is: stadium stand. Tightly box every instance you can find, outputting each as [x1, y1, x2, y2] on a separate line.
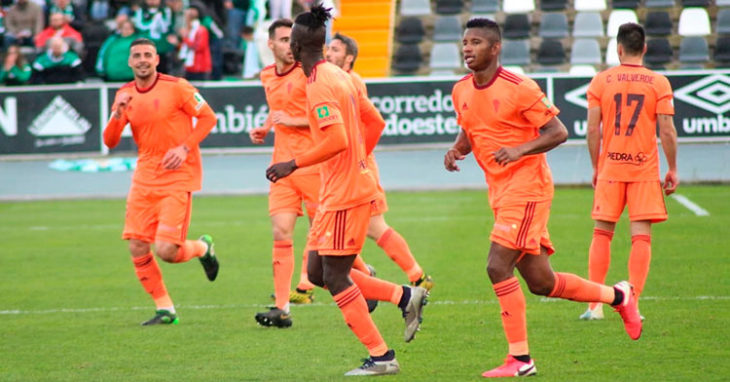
[400, 0, 431, 16]
[503, 13, 531, 38]
[715, 36, 730, 66]
[605, 38, 620, 65]
[429, 42, 461, 71]
[679, 36, 710, 68]
[392, 43, 423, 74]
[470, 0, 499, 14]
[645, 11, 673, 37]
[537, 39, 566, 66]
[500, 39, 531, 66]
[612, 0, 641, 8]
[645, 38, 674, 69]
[540, 0, 567, 11]
[645, 0, 676, 7]
[333, 1, 394, 77]
[570, 39, 602, 65]
[396, 17, 426, 44]
[502, 0, 534, 14]
[718, 9, 730, 35]
[573, 12, 605, 37]
[435, 0, 464, 14]
[433, 15, 463, 42]
[539, 12, 569, 38]
[607, 9, 639, 37]
[574, 0, 607, 12]
[678, 8, 711, 36]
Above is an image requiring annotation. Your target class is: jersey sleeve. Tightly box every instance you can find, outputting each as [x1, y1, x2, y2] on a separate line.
[178, 79, 209, 118]
[586, 75, 602, 109]
[518, 79, 559, 128]
[451, 83, 463, 126]
[655, 75, 675, 116]
[308, 82, 344, 130]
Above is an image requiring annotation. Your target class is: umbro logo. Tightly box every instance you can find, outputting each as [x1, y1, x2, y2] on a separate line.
[674, 74, 730, 114]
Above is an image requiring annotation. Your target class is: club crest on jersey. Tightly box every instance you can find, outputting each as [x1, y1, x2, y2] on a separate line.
[193, 92, 206, 110]
[316, 105, 330, 118]
[541, 96, 552, 109]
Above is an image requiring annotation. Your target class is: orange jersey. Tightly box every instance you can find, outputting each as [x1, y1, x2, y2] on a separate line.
[260, 63, 317, 175]
[587, 64, 674, 182]
[348, 70, 385, 193]
[452, 67, 560, 208]
[107, 73, 216, 191]
[306, 61, 378, 211]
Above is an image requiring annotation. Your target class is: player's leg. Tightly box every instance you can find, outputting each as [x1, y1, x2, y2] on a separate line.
[628, 220, 652, 303]
[292, 174, 320, 302]
[584, 180, 625, 320]
[367, 206, 433, 290]
[154, 191, 217, 280]
[122, 186, 178, 325]
[323, 254, 399, 376]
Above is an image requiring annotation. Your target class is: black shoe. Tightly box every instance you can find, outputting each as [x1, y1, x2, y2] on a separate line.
[255, 307, 292, 328]
[198, 234, 219, 281]
[141, 310, 179, 326]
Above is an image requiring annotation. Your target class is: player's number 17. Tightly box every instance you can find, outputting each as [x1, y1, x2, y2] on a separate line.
[613, 93, 644, 137]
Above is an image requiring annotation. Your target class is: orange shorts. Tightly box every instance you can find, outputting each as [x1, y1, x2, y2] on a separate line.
[122, 185, 192, 245]
[490, 200, 555, 256]
[307, 202, 370, 256]
[370, 192, 389, 216]
[269, 173, 320, 218]
[592, 180, 667, 223]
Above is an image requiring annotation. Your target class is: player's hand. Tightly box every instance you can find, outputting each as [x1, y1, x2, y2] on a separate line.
[444, 148, 465, 172]
[271, 111, 293, 126]
[266, 159, 297, 183]
[161, 145, 189, 170]
[663, 170, 679, 195]
[493, 147, 522, 166]
[112, 92, 132, 119]
[249, 126, 268, 144]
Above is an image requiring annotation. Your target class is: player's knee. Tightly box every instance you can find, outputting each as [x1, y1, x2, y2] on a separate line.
[486, 263, 510, 283]
[155, 242, 179, 262]
[322, 270, 348, 294]
[526, 279, 553, 296]
[271, 225, 294, 241]
[128, 240, 150, 257]
[307, 269, 324, 287]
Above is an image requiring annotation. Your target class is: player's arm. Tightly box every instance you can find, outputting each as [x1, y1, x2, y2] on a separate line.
[250, 114, 273, 144]
[359, 98, 385, 155]
[586, 106, 602, 187]
[658, 113, 679, 195]
[444, 128, 471, 172]
[266, 123, 347, 182]
[493, 116, 568, 166]
[271, 111, 309, 128]
[162, 92, 217, 170]
[103, 92, 131, 149]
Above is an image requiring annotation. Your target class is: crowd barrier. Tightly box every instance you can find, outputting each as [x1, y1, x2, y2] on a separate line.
[1, 69, 729, 156]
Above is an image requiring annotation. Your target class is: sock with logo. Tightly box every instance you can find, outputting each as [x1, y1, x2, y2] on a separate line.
[333, 284, 389, 357]
[587, 228, 613, 310]
[548, 272, 615, 304]
[272, 239, 294, 312]
[628, 234, 652, 299]
[376, 228, 423, 283]
[350, 267, 403, 305]
[172, 239, 208, 263]
[133, 252, 174, 311]
[296, 246, 316, 290]
[493, 277, 529, 357]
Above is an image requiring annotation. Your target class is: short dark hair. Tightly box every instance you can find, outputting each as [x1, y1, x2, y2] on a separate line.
[332, 32, 358, 66]
[130, 38, 157, 50]
[268, 18, 293, 39]
[465, 17, 501, 42]
[617, 23, 645, 55]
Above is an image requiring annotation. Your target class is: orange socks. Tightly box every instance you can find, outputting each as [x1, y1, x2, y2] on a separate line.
[549, 272, 615, 305]
[629, 234, 651, 299]
[333, 285, 388, 357]
[296, 246, 315, 290]
[132, 252, 173, 310]
[588, 228, 613, 310]
[493, 277, 528, 356]
[172, 239, 208, 263]
[376, 228, 423, 283]
[352, 255, 369, 274]
[350, 268, 403, 305]
[272, 239, 294, 311]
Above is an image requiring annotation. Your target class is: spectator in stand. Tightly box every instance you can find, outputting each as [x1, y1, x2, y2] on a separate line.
[31, 36, 84, 84]
[96, 19, 137, 81]
[178, 5, 211, 80]
[224, 0, 249, 50]
[0, 44, 32, 85]
[4, 0, 44, 50]
[268, 0, 291, 20]
[47, 0, 84, 31]
[190, 1, 224, 80]
[35, 12, 84, 55]
[132, 0, 175, 73]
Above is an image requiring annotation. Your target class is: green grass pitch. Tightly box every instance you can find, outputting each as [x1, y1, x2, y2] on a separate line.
[1, 186, 729, 381]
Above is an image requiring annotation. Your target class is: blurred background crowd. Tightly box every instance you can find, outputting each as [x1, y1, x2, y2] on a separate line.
[0, 0, 338, 85]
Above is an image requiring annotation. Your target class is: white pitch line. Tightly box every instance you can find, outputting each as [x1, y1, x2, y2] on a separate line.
[2, 296, 729, 315]
[671, 194, 710, 216]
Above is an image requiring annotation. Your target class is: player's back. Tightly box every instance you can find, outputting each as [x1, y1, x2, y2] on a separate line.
[587, 64, 674, 181]
[117, 73, 205, 190]
[306, 61, 377, 210]
[260, 63, 316, 174]
[452, 68, 557, 207]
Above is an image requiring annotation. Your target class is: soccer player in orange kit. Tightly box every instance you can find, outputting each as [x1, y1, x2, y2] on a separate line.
[444, 19, 642, 377]
[266, 5, 428, 376]
[580, 23, 678, 321]
[103, 38, 219, 326]
[325, 32, 434, 291]
[249, 19, 320, 328]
